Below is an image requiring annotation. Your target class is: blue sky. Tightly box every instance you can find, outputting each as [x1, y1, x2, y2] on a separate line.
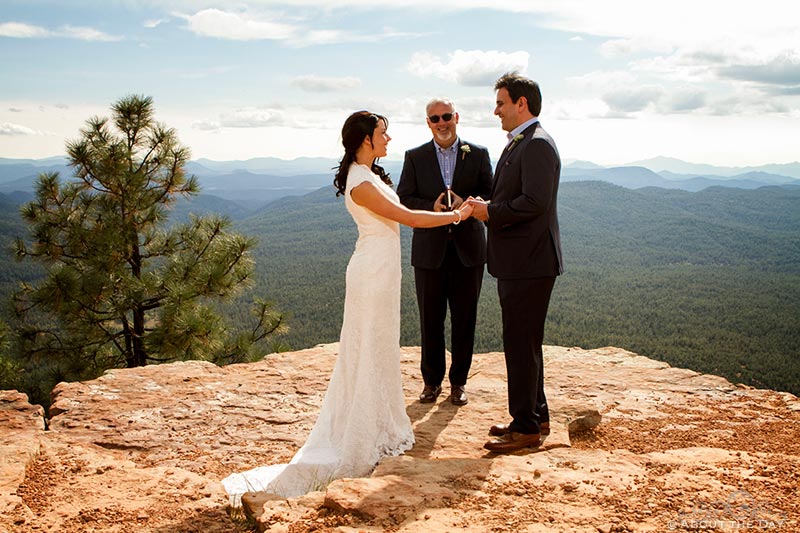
[1, 0, 799, 167]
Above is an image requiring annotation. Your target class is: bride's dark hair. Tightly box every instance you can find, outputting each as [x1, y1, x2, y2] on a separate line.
[334, 111, 392, 196]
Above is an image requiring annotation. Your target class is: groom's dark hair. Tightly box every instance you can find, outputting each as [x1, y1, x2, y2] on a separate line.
[495, 71, 542, 116]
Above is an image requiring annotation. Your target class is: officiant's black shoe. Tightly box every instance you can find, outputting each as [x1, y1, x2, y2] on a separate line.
[450, 385, 468, 406]
[419, 384, 442, 403]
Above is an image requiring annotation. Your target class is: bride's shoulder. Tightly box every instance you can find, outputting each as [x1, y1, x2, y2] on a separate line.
[349, 162, 375, 175]
[347, 163, 376, 188]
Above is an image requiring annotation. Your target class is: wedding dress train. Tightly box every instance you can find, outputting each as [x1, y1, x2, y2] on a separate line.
[222, 163, 414, 503]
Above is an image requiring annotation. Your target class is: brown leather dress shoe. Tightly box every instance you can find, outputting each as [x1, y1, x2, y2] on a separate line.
[483, 432, 542, 453]
[489, 421, 550, 437]
[419, 384, 442, 403]
[450, 385, 468, 406]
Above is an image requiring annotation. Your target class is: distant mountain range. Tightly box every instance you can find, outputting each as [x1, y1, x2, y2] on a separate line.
[1, 166, 798, 396]
[561, 166, 798, 192]
[232, 181, 800, 395]
[622, 156, 800, 179]
[2, 156, 798, 214]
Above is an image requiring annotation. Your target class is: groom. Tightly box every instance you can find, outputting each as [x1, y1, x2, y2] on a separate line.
[397, 97, 493, 406]
[469, 72, 563, 453]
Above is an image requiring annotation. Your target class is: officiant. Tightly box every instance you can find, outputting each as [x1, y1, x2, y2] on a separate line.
[397, 97, 493, 406]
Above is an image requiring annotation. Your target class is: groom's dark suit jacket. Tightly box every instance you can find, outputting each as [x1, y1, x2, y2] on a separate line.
[487, 120, 563, 434]
[487, 122, 563, 279]
[397, 140, 493, 268]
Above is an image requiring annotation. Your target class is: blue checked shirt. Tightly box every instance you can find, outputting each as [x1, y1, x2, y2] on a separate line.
[434, 139, 459, 190]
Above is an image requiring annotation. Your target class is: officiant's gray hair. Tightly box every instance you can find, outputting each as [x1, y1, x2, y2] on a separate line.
[425, 97, 456, 114]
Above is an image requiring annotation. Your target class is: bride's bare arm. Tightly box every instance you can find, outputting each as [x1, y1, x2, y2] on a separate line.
[350, 181, 473, 228]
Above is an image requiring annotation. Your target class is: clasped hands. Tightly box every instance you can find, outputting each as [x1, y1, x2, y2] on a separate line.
[433, 191, 489, 222]
[465, 196, 489, 221]
[434, 190, 475, 222]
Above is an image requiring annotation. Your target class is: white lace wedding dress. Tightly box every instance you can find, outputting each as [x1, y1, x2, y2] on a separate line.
[222, 163, 415, 504]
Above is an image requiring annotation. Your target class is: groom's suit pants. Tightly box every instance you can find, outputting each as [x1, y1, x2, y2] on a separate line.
[498, 275, 556, 435]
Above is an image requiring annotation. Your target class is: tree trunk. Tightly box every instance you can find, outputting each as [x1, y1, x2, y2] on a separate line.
[122, 318, 136, 368]
[129, 234, 147, 366]
[132, 305, 146, 367]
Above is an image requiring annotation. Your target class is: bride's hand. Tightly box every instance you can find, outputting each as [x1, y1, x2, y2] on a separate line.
[457, 202, 474, 220]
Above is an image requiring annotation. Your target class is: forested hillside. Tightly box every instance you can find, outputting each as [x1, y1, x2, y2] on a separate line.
[2, 182, 798, 396]
[234, 182, 800, 395]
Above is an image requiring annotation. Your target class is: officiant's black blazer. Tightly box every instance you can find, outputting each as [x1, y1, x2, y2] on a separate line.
[486, 122, 563, 279]
[397, 140, 493, 269]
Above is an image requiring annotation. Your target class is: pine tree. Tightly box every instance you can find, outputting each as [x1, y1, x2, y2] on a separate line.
[12, 95, 283, 383]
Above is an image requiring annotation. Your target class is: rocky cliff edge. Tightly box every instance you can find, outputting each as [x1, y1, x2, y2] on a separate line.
[2, 344, 799, 532]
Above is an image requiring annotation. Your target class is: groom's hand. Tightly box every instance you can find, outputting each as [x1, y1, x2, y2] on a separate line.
[467, 197, 489, 221]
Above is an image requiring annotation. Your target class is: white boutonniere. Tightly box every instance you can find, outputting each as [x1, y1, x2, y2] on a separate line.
[460, 144, 471, 160]
[507, 134, 525, 153]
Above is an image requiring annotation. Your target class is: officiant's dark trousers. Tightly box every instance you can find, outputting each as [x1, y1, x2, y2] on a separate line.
[415, 242, 483, 387]
[498, 276, 556, 435]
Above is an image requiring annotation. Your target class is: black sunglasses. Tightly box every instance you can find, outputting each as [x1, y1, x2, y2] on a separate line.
[428, 113, 453, 123]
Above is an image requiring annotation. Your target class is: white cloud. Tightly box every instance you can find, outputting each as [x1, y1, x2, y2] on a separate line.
[572, 45, 800, 119]
[178, 9, 296, 40]
[549, 98, 611, 121]
[621, 46, 800, 116]
[192, 108, 288, 131]
[0, 21, 119, 41]
[176, 9, 416, 46]
[144, 18, 168, 29]
[599, 37, 673, 58]
[526, 1, 800, 52]
[447, 95, 497, 127]
[4, 0, 799, 165]
[661, 90, 707, 113]
[602, 86, 663, 114]
[629, 53, 714, 85]
[0, 122, 45, 136]
[718, 51, 800, 87]
[563, 73, 710, 118]
[568, 70, 637, 91]
[222, 109, 287, 128]
[191, 119, 222, 132]
[297, 29, 349, 46]
[291, 75, 361, 92]
[704, 87, 793, 117]
[58, 25, 120, 41]
[408, 49, 529, 86]
[0, 22, 50, 38]
[544, 2, 800, 98]
[286, 27, 421, 47]
[56, 0, 800, 51]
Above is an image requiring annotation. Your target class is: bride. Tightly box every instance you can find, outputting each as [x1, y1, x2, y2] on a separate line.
[222, 111, 473, 503]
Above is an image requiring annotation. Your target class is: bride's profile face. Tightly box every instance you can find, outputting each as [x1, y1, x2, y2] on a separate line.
[370, 119, 391, 158]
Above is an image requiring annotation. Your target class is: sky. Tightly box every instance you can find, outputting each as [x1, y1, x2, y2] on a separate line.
[1, 0, 799, 167]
